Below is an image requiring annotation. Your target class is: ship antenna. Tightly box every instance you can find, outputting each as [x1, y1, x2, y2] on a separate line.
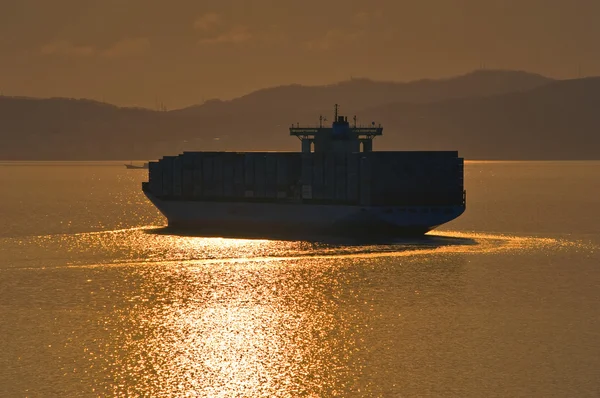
[319, 115, 323, 128]
[334, 104, 339, 121]
[353, 115, 357, 128]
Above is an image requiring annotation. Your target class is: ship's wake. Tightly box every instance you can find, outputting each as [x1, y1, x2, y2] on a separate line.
[3, 224, 592, 271]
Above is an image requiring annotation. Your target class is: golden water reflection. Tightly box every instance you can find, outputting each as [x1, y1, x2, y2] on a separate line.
[104, 253, 369, 396]
[3, 228, 594, 396]
[4, 225, 582, 271]
[64, 229, 577, 396]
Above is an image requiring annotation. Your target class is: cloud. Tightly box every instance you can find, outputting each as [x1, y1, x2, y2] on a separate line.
[193, 12, 220, 31]
[304, 14, 386, 51]
[40, 40, 95, 57]
[40, 38, 150, 58]
[198, 26, 252, 45]
[354, 10, 384, 25]
[197, 24, 286, 47]
[305, 29, 364, 51]
[101, 38, 150, 58]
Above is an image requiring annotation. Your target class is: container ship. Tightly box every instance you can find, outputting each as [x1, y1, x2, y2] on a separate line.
[142, 105, 466, 237]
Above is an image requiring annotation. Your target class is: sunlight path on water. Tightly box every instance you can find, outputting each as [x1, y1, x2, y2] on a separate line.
[1, 226, 598, 397]
[64, 228, 596, 396]
[64, 230, 572, 270]
[2, 224, 592, 271]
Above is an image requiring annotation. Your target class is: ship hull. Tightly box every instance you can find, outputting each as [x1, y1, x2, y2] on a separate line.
[144, 192, 465, 238]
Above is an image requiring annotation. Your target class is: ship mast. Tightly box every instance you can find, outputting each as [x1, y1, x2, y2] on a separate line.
[290, 104, 382, 153]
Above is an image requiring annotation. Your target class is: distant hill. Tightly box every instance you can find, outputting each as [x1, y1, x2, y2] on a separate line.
[173, 69, 552, 117]
[365, 77, 600, 159]
[0, 70, 598, 160]
[0, 97, 164, 160]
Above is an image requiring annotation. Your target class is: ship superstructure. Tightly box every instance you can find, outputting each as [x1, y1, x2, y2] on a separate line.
[142, 105, 466, 236]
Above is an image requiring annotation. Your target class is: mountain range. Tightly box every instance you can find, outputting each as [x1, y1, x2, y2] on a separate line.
[0, 69, 598, 160]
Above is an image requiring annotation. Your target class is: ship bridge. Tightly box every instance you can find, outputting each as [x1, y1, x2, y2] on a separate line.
[290, 104, 383, 153]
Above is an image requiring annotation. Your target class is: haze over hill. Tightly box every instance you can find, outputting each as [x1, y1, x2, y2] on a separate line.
[3, 0, 600, 108]
[0, 70, 598, 160]
[174, 70, 552, 116]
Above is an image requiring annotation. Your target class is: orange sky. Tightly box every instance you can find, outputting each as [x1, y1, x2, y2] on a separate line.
[1, 0, 599, 108]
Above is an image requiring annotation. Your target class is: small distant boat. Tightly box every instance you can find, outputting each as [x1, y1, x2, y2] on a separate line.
[125, 162, 149, 170]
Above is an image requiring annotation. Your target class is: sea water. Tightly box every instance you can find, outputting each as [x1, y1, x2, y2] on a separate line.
[1, 161, 599, 397]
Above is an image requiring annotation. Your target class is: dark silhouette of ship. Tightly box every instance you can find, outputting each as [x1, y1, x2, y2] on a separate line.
[142, 105, 466, 237]
[125, 162, 149, 170]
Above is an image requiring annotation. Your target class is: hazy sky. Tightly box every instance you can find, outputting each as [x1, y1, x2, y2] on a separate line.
[1, 0, 599, 108]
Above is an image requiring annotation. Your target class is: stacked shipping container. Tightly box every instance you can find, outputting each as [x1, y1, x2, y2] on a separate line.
[146, 151, 464, 206]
